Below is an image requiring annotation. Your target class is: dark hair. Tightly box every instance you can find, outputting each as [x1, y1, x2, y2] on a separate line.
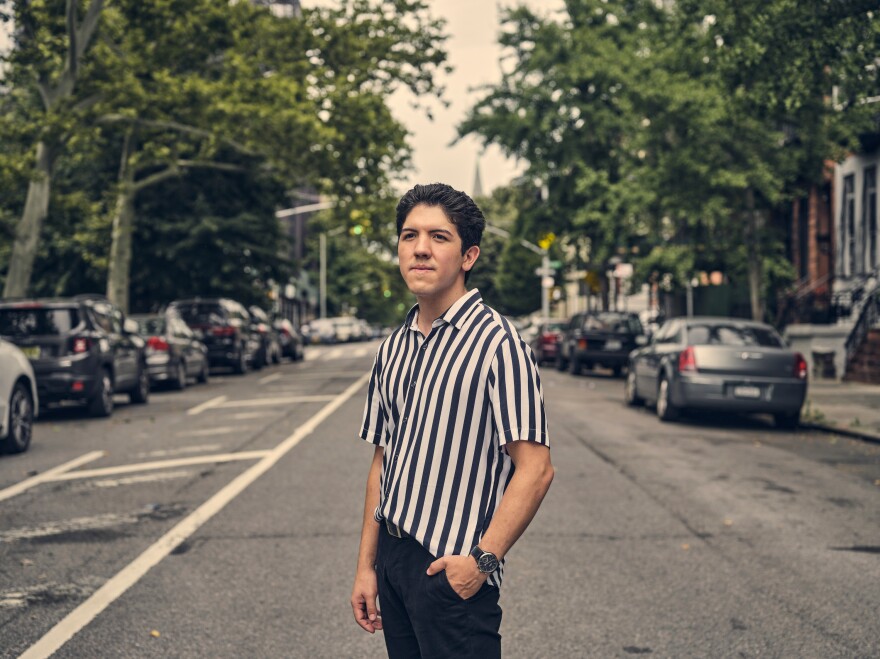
[395, 183, 486, 257]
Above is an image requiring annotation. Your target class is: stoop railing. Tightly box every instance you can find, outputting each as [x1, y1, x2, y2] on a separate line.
[844, 288, 880, 369]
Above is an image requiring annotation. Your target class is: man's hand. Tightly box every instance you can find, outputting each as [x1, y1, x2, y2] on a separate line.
[426, 555, 488, 600]
[351, 567, 383, 634]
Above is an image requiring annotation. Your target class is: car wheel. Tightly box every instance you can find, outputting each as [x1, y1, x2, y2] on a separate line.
[233, 347, 247, 375]
[172, 360, 187, 391]
[656, 376, 679, 421]
[624, 370, 643, 407]
[88, 369, 114, 417]
[612, 365, 623, 378]
[197, 360, 210, 384]
[271, 345, 281, 365]
[555, 353, 567, 372]
[2, 382, 34, 454]
[130, 365, 150, 404]
[774, 412, 800, 430]
[569, 355, 582, 376]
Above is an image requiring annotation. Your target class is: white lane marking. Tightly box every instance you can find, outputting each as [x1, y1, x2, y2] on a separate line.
[136, 445, 221, 458]
[258, 373, 282, 384]
[354, 348, 368, 357]
[175, 426, 243, 438]
[90, 471, 193, 489]
[324, 348, 343, 360]
[230, 411, 274, 420]
[47, 452, 270, 482]
[21, 370, 370, 659]
[304, 351, 318, 361]
[186, 395, 227, 416]
[216, 395, 336, 408]
[0, 451, 106, 504]
[1, 512, 141, 543]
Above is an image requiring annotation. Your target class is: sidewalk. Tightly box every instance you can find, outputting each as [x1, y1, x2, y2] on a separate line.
[803, 379, 880, 443]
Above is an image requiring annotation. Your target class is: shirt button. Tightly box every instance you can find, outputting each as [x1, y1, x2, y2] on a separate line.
[421, 345, 427, 351]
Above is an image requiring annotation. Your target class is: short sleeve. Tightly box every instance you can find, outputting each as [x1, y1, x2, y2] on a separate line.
[359, 354, 387, 446]
[488, 334, 549, 449]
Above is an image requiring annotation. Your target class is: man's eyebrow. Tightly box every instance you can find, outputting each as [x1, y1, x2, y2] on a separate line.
[400, 227, 455, 236]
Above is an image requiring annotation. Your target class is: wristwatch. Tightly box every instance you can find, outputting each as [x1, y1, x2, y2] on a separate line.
[469, 545, 499, 574]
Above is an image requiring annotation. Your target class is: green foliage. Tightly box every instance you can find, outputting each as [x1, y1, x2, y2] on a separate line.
[0, 0, 451, 309]
[460, 0, 880, 317]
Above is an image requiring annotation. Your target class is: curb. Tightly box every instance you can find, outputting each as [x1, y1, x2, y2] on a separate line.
[803, 422, 880, 446]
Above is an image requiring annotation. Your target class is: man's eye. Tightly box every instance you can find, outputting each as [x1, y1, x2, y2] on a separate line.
[401, 233, 415, 240]
[433, 234, 448, 241]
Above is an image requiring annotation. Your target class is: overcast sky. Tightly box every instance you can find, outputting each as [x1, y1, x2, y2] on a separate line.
[381, 0, 563, 196]
[1, 2, 564, 196]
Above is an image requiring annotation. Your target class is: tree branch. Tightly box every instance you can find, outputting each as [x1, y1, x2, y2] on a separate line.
[98, 114, 260, 157]
[131, 160, 245, 193]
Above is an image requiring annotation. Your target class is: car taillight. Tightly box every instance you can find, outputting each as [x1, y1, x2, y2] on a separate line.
[211, 326, 236, 337]
[794, 352, 808, 380]
[279, 327, 291, 337]
[147, 336, 169, 351]
[70, 337, 92, 354]
[543, 333, 558, 345]
[577, 338, 588, 349]
[678, 346, 698, 373]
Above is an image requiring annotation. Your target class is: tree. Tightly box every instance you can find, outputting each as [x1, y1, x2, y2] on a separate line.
[1, 0, 106, 298]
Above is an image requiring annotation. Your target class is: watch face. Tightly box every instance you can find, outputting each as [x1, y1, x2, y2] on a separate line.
[478, 553, 498, 573]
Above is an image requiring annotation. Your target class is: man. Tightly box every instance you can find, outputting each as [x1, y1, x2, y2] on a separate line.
[350, 183, 554, 658]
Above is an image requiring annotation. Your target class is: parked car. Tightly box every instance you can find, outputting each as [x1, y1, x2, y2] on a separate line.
[305, 318, 338, 344]
[273, 318, 305, 361]
[131, 314, 210, 390]
[167, 298, 259, 374]
[0, 339, 38, 454]
[529, 320, 566, 365]
[557, 311, 646, 377]
[0, 295, 150, 417]
[331, 316, 359, 343]
[624, 316, 808, 428]
[249, 305, 282, 367]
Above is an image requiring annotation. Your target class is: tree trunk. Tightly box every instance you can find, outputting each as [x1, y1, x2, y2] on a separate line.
[3, 142, 53, 298]
[107, 130, 136, 313]
[744, 188, 764, 321]
[106, 187, 136, 313]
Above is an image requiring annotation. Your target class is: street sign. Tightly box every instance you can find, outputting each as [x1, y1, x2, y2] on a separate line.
[534, 267, 555, 276]
[549, 260, 562, 268]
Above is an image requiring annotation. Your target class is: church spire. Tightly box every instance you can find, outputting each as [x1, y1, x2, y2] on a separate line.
[472, 159, 484, 198]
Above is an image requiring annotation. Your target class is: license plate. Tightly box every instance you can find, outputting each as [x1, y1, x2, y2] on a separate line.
[604, 340, 622, 351]
[21, 346, 41, 359]
[733, 385, 761, 399]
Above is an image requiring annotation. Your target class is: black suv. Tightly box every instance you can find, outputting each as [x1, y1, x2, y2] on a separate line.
[167, 298, 260, 374]
[0, 295, 150, 416]
[556, 311, 646, 377]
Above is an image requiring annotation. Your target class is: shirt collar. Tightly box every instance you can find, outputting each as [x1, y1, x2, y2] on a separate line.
[404, 289, 483, 333]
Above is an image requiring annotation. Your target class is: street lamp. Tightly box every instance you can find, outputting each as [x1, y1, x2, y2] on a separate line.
[484, 224, 552, 320]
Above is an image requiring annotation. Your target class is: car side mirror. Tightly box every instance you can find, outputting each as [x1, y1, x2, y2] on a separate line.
[123, 318, 139, 335]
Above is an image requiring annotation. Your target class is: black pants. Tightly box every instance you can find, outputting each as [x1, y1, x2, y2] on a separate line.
[376, 525, 502, 659]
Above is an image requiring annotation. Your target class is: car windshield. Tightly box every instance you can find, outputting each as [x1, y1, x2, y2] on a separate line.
[135, 317, 166, 335]
[687, 324, 784, 347]
[0, 308, 80, 337]
[172, 304, 226, 326]
[586, 313, 642, 334]
[544, 323, 565, 333]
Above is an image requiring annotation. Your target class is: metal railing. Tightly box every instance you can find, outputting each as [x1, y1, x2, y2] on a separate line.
[844, 287, 880, 367]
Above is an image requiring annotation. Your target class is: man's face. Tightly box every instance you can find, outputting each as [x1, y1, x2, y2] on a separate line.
[398, 204, 478, 300]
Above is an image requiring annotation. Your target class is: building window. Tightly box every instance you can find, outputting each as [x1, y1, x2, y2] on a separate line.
[842, 174, 855, 276]
[865, 166, 877, 271]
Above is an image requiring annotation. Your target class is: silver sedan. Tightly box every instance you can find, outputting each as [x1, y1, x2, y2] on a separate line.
[625, 317, 807, 428]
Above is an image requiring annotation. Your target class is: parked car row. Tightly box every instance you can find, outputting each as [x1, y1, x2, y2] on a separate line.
[0, 294, 309, 453]
[302, 316, 377, 344]
[535, 309, 807, 429]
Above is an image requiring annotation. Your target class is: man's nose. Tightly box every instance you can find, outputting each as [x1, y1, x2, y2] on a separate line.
[413, 234, 431, 255]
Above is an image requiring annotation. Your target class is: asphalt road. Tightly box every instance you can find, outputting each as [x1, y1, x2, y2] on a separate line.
[1, 342, 878, 658]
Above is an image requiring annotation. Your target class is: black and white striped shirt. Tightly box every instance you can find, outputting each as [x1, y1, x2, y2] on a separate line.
[360, 289, 549, 587]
